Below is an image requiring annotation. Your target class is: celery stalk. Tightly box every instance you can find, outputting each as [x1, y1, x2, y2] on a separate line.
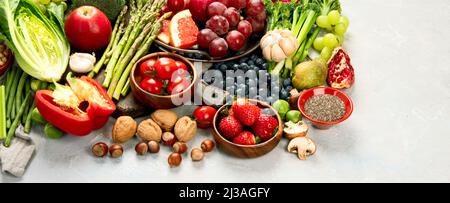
[0, 86, 6, 140]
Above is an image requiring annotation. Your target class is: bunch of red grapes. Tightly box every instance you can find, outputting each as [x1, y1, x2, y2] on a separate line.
[197, 0, 267, 58]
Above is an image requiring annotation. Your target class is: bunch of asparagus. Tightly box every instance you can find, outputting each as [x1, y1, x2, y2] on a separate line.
[0, 67, 36, 147]
[88, 0, 171, 100]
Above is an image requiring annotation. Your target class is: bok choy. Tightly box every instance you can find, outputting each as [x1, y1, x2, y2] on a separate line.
[0, 0, 70, 82]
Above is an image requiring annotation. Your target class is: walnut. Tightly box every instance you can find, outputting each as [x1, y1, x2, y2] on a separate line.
[151, 110, 178, 132]
[137, 119, 162, 142]
[112, 116, 137, 143]
[174, 116, 197, 142]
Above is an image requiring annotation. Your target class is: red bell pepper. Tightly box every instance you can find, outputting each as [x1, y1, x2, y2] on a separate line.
[35, 75, 116, 136]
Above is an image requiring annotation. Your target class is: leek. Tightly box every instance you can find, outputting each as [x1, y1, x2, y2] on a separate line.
[0, 0, 70, 82]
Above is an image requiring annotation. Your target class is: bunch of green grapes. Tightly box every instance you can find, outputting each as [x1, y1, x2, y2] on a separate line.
[32, 0, 67, 12]
[314, 10, 350, 60]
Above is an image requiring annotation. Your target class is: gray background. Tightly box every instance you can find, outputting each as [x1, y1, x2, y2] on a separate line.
[1, 0, 449, 183]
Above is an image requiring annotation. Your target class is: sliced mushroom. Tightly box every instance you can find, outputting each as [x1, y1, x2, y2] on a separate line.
[284, 121, 308, 140]
[287, 137, 316, 160]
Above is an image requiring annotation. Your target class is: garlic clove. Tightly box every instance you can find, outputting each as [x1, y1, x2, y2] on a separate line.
[70, 53, 96, 73]
[271, 44, 287, 62]
[279, 38, 296, 57]
[262, 45, 272, 62]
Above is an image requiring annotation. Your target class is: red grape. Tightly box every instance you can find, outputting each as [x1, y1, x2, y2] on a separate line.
[209, 38, 228, 57]
[206, 15, 230, 35]
[245, 0, 265, 16]
[212, 0, 229, 6]
[207, 2, 227, 17]
[253, 9, 267, 22]
[223, 7, 240, 27]
[226, 30, 246, 51]
[246, 17, 265, 32]
[228, 0, 246, 9]
[237, 20, 253, 39]
[168, 0, 186, 13]
[198, 29, 219, 49]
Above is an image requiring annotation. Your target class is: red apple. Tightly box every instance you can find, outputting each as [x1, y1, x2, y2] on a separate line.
[65, 6, 112, 52]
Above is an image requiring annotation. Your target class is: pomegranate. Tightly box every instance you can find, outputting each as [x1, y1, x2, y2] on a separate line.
[327, 47, 355, 89]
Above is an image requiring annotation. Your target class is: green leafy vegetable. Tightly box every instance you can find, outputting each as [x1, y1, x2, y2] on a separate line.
[0, 0, 70, 82]
[70, 0, 127, 21]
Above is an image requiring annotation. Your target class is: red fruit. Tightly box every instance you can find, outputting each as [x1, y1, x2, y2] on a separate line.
[139, 59, 156, 77]
[175, 61, 188, 71]
[206, 15, 230, 36]
[65, 6, 112, 52]
[245, 0, 265, 16]
[233, 131, 256, 145]
[219, 116, 243, 139]
[223, 7, 240, 27]
[167, 78, 191, 95]
[327, 47, 355, 89]
[157, 20, 171, 44]
[189, 0, 213, 23]
[193, 106, 217, 128]
[237, 20, 253, 39]
[253, 10, 267, 22]
[197, 29, 219, 49]
[228, 0, 246, 9]
[170, 10, 199, 49]
[140, 77, 164, 95]
[170, 68, 190, 85]
[209, 38, 229, 58]
[155, 57, 178, 80]
[251, 114, 278, 142]
[232, 99, 261, 126]
[226, 30, 246, 51]
[212, 0, 229, 6]
[168, 0, 186, 13]
[246, 17, 265, 32]
[207, 2, 227, 17]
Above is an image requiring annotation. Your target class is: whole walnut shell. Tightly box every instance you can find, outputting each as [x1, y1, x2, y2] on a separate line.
[151, 110, 178, 132]
[137, 119, 162, 142]
[112, 116, 137, 143]
[174, 116, 197, 142]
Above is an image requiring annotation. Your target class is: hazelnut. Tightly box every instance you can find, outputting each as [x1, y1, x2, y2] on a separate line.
[112, 116, 137, 143]
[135, 142, 149, 155]
[92, 142, 108, 157]
[151, 110, 178, 132]
[173, 142, 188, 154]
[109, 144, 124, 158]
[137, 119, 162, 142]
[148, 141, 160, 153]
[162, 132, 177, 146]
[168, 153, 182, 167]
[191, 148, 205, 161]
[201, 139, 215, 152]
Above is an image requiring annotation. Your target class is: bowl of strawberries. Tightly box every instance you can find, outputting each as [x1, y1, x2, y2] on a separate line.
[130, 52, 198, 109]
[212, 98, 283, 158]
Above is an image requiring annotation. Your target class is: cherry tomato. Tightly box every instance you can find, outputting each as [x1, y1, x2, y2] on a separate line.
[170, 69, 190, 84]
[167, 78, 191, 95]
[140, 77, 164, 95]
[193, 106, 217, 128]
[175, 61, 188, 71]
[155, 57, 177, 80]
[139, 59, 156, 77]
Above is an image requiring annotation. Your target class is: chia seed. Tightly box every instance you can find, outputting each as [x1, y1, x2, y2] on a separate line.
[304, 94, 346, 122]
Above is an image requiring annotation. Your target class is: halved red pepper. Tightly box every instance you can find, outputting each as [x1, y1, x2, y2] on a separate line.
[35, 75, 116, 136]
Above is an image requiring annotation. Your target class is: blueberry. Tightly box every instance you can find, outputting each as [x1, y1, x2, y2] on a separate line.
[236, 88, 245, 97]
[272, 86, 280, 95]
[249, 65, 258, 71]
[226, 77, 235, 86]
[261, 63, 268, 70]
[280, 89, 289, 100]
[283, 78, 292, 87]
[219, 64, 228, 73]
[255, 58, 264, 66]
[247, 60, 255, 66]
[250, 54, 258, 60]
[249, 86, 257, 95]
[254, 67, 260, 73]
[226, 86, 235, 94]
[248, 79, 257, 88]
[240, 63, 249, 71]
[232, 64, 240, 71]
[285, 86, 293, 91]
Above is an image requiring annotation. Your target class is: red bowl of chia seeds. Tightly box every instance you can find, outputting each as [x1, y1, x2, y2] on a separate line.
[298, 87, 353, 129]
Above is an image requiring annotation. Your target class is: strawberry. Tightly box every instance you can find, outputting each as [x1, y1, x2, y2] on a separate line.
[219, 116, 243, 140]
[231, 99, 261, 126]
[252, 114, 279, 142]
[233, 131, 256, 145]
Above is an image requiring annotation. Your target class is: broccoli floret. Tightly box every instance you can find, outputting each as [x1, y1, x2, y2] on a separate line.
[70, 0, 127, 21]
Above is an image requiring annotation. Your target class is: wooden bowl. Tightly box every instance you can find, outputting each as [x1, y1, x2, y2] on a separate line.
[0, 45, 12, 77]
[130, 52, 198, 109]
[212, 100, 283, 158]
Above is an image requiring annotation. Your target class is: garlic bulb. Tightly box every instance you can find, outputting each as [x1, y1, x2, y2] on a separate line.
[69, 53, 96, 73]
[260, 30, 299, 62]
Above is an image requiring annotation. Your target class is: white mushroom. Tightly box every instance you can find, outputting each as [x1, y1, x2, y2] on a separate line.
[284, 121, 308, 140]
[69, 53, 96, 73]
[287, 137, 316, 160]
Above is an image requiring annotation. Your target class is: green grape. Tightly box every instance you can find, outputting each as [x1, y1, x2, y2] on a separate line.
[336, 35, 345, 46]
[334, 23, 347, 35]
[320, 47, 333, 61]
[339, 16, 350, 28]
[328, 10, 340, 25]
[323, 33, 338, 48]
[316, 16, 330, 29]
[40, 0, 51, 4]
[313, 37, 325, 51]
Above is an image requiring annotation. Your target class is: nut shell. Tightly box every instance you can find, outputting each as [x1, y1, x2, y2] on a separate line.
[92, 142, 108, 157]
[201, 139, 215, 152]
[109, 144, 124, 158]
[151, 110, 178, 132]
[112, 116, 137, 143]
[174, 116, 197, 142]
[137, 119, 163, 142]
[191, 148, 205, 161]
[148, 141, 160, 153]
[168, 153, 182, 167]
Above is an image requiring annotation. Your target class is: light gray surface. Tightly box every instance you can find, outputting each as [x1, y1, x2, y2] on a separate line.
[1, 0, 450, 183]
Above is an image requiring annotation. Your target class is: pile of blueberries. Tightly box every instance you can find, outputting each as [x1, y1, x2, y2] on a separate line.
[205, 54, 293, 103]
